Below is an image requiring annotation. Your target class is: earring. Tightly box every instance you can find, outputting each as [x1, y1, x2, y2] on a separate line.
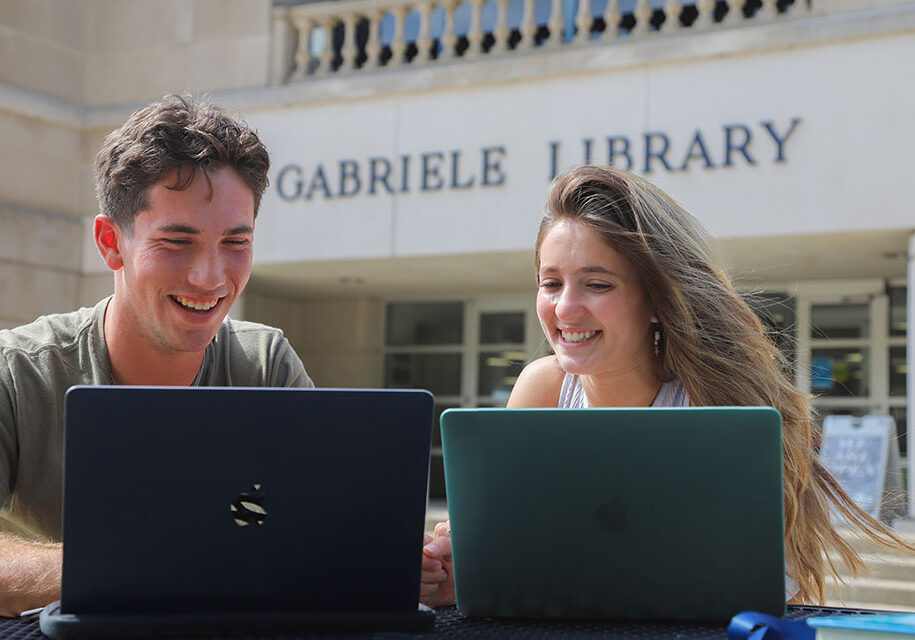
[653, 329, 661, 356]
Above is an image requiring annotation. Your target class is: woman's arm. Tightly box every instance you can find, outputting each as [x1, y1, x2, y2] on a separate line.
[506, 356, 565, 408]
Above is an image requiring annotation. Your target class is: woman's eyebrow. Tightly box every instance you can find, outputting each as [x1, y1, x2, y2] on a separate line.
[579, 265, 617, 275]
[539, 265, 620, 276]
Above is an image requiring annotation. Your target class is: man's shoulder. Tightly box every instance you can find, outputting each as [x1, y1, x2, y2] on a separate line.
[218, 316, 287, 345]
[208, 316, 310, 388]
[213, 316, 291, 363]
[0, 301, 104, 359]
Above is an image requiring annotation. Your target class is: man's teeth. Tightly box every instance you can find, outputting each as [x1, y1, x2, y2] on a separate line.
[174, 295, 218, 311]
[561, 330, 597, 343]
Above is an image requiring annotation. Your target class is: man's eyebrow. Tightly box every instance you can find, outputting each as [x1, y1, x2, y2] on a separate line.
[156, 224, 254, 235]
[158, 224, 199, 234]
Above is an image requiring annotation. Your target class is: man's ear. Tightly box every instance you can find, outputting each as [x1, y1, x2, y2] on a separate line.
[94, 215, 124, 270]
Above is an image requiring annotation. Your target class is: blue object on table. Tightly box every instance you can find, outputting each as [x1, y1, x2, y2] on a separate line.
[807, 613, 915, 635]
[729, 611, 815, 640]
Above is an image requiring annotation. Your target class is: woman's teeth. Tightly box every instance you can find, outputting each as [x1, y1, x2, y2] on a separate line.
[561, 330, 597, 343]
[173, 295, 218, 311]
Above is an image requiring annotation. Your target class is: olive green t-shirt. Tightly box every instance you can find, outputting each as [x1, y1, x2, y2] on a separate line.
[0, 297, 313, 541]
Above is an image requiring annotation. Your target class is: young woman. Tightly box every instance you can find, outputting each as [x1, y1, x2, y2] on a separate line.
[421, 165, 910, 607]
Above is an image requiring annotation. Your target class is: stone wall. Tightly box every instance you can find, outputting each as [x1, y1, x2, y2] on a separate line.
[243, 289, 384, 389]
[0, 0, 274, 328]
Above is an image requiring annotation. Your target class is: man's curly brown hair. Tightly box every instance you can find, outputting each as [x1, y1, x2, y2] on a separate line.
[95, 94, 270, 229]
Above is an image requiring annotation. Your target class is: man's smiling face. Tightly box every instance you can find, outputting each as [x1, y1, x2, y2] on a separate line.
[112, 165, 255, 355]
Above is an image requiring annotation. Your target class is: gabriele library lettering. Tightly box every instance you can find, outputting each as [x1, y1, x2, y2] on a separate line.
[276, 146, 507, 201]
[550, 118, 803, 179]
[275, 117, 801, 203]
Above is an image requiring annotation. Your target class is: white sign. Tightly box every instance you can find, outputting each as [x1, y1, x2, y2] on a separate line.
[819, 415, 903, 524]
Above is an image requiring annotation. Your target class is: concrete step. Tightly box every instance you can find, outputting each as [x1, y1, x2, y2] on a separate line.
[825, 576, 915, 610]
[837, 524, 915, 556]
[834, 553, 915, 581]
[823, 597, 915, 613]
[830, 523, 915, 610]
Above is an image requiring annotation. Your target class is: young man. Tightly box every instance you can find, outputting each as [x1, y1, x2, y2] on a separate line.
[0, 95, 312, 616]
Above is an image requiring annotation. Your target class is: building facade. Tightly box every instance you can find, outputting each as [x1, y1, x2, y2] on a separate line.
[1, 0, 913, 504]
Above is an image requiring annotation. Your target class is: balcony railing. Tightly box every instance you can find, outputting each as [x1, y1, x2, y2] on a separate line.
[271, 0, 817, 80]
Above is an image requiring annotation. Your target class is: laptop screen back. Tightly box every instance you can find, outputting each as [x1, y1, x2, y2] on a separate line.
[441, 406, 786, 621]
[61, 386, 433, 616]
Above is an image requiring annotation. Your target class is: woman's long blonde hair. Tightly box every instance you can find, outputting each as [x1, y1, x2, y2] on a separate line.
[536, 165, 909, 603]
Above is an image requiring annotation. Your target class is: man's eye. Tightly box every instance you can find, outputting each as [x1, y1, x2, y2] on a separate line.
[225, 239, 250, 246]
[539, 281, 561, 290]
[163, 238, 190, 245]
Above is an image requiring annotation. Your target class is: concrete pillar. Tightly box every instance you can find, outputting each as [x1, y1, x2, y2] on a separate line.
[908, 233, 915, 516]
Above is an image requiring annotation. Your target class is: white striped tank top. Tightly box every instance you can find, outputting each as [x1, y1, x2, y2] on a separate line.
[557, 373, 691, 408]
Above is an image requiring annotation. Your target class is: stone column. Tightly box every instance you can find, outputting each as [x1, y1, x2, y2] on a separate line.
[908, 233, 915, 516]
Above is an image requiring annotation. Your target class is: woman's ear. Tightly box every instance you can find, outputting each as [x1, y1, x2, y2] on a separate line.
[94, 215, 124, 270]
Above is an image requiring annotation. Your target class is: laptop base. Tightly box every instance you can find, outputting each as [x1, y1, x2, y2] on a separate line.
[40, 601, 436, 638]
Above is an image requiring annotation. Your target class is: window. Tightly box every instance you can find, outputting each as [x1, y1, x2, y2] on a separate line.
[746, 291, 796, 368]
[384, 298, 534, 499]
[797, 285, 908, 458]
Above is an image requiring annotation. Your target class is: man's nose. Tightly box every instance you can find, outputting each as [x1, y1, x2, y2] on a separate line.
[187, 247, 226, 290]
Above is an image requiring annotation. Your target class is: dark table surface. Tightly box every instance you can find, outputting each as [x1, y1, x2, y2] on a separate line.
[0, 604, 889, 640]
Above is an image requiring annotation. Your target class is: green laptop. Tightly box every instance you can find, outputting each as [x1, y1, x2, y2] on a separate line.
[440, 406, 786, 621]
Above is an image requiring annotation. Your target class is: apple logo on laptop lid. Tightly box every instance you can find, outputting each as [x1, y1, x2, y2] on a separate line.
[230, 483, 267, 526]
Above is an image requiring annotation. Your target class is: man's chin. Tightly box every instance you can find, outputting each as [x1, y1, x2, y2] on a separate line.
[166, 327, 223, 353]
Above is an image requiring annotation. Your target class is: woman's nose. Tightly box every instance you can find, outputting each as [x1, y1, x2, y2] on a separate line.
[554, 287, 585, 321]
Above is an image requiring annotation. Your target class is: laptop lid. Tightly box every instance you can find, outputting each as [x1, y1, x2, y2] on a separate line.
[60, 386, 433, 617]
[441, 406, 786, 621]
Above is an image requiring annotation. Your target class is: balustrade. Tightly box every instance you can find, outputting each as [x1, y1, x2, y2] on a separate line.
[281, 0, 815, 80]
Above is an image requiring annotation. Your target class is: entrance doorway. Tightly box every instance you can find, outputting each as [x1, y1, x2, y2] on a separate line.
[383, 296, 540, 498]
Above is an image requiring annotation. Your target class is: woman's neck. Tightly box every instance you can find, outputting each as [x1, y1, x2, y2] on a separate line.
[579, 364, 662, 408]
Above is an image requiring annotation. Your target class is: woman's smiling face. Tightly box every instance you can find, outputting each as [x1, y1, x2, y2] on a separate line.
[536, 219, 657, 377]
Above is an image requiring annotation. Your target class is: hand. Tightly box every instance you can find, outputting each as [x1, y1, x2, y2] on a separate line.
[420, 520, 455, 607]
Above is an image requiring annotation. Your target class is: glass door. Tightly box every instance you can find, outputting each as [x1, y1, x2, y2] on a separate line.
[794, 281, 908, 460]
[383, 296, 538, 500]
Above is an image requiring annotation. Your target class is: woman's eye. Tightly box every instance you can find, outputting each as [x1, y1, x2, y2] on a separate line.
[539, 281, 561, 290]
[588, 282, 614, 291]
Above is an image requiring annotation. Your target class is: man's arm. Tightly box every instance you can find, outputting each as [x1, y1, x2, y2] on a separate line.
[0, 351, 61, 616]
[0, 533, 61, 617]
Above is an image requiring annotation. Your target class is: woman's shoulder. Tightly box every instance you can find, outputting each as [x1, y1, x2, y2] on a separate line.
[507, 355, 566, 408]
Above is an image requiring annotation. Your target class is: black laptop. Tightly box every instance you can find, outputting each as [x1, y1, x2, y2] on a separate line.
[40, 386, 435, 638]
